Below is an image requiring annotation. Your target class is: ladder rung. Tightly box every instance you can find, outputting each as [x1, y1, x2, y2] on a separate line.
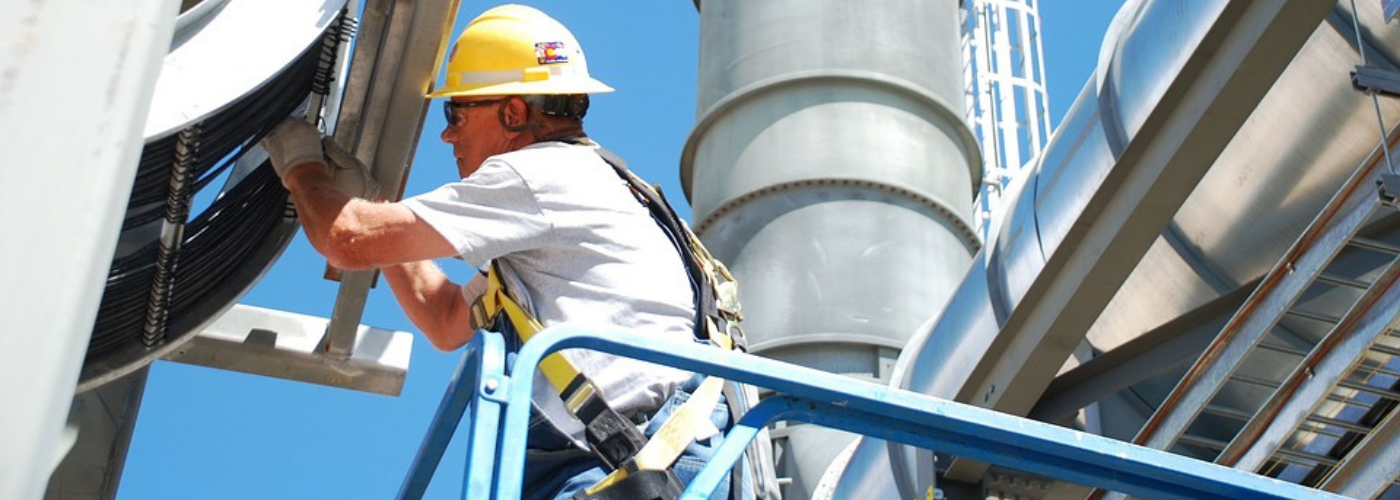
[1362, 364, 1400, 379]
[1337, 379, 1400, 401]
[1202, 404, 1254, 421]
[1231, 374, 1283, 390]
[1269, 453, 1331, 470]
[1257, 341, 1309, 357]
[1342, 365, 1400, 393]
[1305, 414, 1373, 434]
[1273, 445, 1340, 467]
[1327, 392, 1376, 409]
[1177, 434, 1228, 451]
[1285, 309, 1342, 324]
[1370, 342, 1400, 358]
[1348, 236, 1400, 255]
[1315, 272, 1372, 290]
[1297, 420, 1352, 440]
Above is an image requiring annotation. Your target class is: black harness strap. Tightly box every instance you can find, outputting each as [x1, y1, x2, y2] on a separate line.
[590, 147, 720, 345]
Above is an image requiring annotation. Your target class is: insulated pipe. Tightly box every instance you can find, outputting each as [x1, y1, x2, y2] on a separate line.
[681, 1, 981, 498]
[826, 0, 1392, 496]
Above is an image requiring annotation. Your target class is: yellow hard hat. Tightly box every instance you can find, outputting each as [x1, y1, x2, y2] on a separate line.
[428, 4, 614, 98]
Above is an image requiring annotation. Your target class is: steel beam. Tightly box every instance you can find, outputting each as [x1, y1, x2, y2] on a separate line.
[944, 0, 1335, 481]
[163, 304, 412, 396]
[1132, 132, 1387, 460]
[0, 2, 177, 500]
[1029, 280, 1254, 424]
[1223, 199, 1400, 470]
[322, 0, 461, 357]
[42, 368, 148, 500]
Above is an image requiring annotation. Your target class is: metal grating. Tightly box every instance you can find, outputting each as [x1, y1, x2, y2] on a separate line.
[1124, 130, 1400, 499]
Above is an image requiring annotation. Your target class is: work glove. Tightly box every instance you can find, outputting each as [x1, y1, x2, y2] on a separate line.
[260, 118, 324, 180]
[323, 137, 382, 200]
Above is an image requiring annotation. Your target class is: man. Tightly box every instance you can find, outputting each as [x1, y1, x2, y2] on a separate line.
[260, 5, 752, 499]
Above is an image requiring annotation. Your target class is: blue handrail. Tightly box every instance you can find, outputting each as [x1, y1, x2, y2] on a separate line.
[396, 331, 506, 500]
[401, 324, 1358, 500]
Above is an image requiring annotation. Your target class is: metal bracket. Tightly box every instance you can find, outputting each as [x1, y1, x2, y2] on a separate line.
[164, 304, 412, 395]
[1377, 172, 1400, 207]
[320, 0, 460, 359]
[982, 469, 1050, 500]
[479, 375, 511, 404]
[1352, 65, 1400, 97]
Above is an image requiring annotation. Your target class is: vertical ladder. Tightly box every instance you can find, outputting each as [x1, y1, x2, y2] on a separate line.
[1120, 139, 1400, 499]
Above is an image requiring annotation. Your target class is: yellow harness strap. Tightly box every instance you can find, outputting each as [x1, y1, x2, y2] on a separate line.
[583, 375, 726, 495]
[472, 262, 733, 488]
[473, 264, 602, 414]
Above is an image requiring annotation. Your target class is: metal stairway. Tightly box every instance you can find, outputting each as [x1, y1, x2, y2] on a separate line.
[1121, 134, 1400, 499]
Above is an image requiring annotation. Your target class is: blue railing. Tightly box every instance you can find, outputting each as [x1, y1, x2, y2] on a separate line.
[397, 325, 1357, 500]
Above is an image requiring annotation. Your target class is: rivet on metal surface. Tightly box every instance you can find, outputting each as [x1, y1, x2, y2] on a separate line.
[480, 376, 511, 404]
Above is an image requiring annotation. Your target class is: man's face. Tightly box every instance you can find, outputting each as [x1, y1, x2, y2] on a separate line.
[440, 96, 510, 178]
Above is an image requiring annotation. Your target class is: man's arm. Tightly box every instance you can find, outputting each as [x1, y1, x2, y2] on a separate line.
[262, 118, 458, 269]
[381, 260, 483, 351]
[285, 164, 481, 351]
[261, 119, 480, 351]
[279, 163, 457, 269]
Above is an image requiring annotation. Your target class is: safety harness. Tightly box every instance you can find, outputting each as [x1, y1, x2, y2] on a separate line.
[468, 140, 760, 500]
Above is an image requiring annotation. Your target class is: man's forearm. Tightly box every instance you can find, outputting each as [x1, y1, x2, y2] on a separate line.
[381, 260, 475, 350]
[282, 163, 399, 270]
[283, 163, 351, 259]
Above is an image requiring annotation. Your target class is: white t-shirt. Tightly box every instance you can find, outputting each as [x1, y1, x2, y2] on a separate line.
[401, 141, 696, 417]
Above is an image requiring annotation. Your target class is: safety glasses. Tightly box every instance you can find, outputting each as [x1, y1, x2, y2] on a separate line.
[442, 98, 507, 127]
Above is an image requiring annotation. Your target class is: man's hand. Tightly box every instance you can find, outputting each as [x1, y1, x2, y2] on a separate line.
[260, 118, 324, 181]
[323, 137, 382, 200]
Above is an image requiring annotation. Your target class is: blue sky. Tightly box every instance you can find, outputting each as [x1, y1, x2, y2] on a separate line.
[116, 2, 1126, 499]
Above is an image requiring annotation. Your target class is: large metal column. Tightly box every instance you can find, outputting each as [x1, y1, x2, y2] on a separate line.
[681, 1, 982, 498]
[0, 2, 178, 500]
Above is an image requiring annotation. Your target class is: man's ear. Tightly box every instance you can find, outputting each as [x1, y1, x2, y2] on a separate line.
[500, 97, 531, 133]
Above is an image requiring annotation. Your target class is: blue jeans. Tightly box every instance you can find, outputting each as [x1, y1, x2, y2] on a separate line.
[520, 375, 755, 500]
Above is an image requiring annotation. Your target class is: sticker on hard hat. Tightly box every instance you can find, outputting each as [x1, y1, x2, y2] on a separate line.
[536, 42, 569, 65]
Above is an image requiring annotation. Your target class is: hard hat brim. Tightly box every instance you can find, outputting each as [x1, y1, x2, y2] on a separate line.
[427, 77, 615, 99]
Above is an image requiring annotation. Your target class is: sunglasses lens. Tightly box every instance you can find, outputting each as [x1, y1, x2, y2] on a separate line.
[443, 102, 457, 126]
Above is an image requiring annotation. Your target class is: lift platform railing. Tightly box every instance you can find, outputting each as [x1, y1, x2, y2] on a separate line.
[398, 325, 1360, 500]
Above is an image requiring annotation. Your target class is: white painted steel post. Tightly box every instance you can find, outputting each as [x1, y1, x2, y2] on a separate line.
[0, 2, 178, 499]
